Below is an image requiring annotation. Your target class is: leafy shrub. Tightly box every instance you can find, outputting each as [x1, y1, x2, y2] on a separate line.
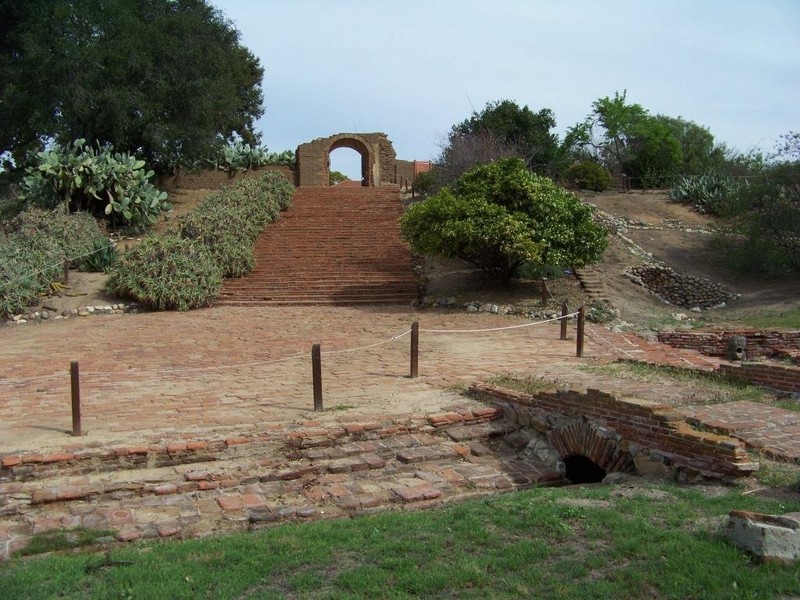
[329, 170, 348, 186]
[78, 240, 118, 273]
[106, 234, 221, 311]
[179, 172, 293, 277]
[19, 139, 171, 227]
[412, 170, 436, 197]
[668, 175, 741, 215]
[401, 158, 607, 283]
[563, 161, 612, 192]
[0, 209, 105, 316]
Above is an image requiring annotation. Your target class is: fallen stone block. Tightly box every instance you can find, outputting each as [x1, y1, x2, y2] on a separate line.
[727, 510, 800, 563]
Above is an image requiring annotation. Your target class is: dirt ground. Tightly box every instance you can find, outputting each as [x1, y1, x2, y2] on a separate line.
[26, 188, 800, 330]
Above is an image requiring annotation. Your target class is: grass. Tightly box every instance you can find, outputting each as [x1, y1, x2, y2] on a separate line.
[737, 307, 800, 329]
[18, 528, 117, 557]
[580, 361, 773, 407]
[486, 373, 567, 394]
[2, 483, 799, 599]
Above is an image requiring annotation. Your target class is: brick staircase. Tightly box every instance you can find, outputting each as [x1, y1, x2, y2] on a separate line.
[0, 409, 563, 558]
[217, 185, 418, 306]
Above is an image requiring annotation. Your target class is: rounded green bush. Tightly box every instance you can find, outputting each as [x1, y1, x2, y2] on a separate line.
[563, 161, 613, 192]
[106, 233, 222, 311]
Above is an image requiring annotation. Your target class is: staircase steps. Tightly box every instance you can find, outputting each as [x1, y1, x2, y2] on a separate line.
[217, 185, 418, 306]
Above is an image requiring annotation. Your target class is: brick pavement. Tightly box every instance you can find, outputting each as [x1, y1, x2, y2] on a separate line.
[1, 306, 797, 559]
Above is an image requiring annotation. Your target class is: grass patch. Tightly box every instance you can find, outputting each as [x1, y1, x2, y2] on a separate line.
[2, 484, 799, 599]
[17, 527, 117, 557]
[737, 307, 800, 329]
[486, 373, 567, 394]
[580, 361, 773, 407]
[753, 455, 800, 490]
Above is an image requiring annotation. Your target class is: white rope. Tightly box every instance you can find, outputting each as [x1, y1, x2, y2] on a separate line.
[1, 243, 114, 289]
[420, 312, 578, 334]
[322, 329, 412, 355]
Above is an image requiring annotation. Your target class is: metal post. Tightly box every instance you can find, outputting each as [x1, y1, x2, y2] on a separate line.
[312, 343, 323, 412]
[576, 305, 586, 358]
[70, 361, 81, 436]
[560, 302, 568, 341]
[410, 322, 419, 378]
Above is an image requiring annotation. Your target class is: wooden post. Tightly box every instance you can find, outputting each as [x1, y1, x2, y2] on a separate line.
[560, 302, 568, 341]
[540, 278, 548, 305]
[63, 260, 69, 285]
[576, 305, 586, 358]
[410, 322, 419, 378]
[70, 361, 81, 436]
[312, 343, 323, 412]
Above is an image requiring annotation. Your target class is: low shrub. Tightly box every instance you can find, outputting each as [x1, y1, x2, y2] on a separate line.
[0, 209, 106, 316]
[106, 234, 221, 311]
[668, 174, 741, 215]
[563, 161, 613, 192]
[78, 239, 118, 273]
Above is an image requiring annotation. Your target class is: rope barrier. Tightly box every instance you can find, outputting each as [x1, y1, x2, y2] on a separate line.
[322, 329, 412, 356]
[419, 311, 578, 334]
[0, 242, 115, 289]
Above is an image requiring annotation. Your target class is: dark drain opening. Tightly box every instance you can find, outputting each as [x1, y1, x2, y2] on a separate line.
[564, 454, 606, 484]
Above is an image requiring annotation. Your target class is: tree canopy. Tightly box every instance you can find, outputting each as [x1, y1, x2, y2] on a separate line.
[0, 0, 264, 173]
[400, 158, 607, 282]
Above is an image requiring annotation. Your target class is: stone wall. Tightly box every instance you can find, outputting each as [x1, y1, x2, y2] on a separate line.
[469, 383, 757, 480]
[157, 165, 295, 192]
[625, 265, 735, 309]
[658, 329, 800, 361]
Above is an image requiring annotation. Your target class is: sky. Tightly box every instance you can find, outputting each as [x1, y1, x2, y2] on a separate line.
[211, 0, 800, 178]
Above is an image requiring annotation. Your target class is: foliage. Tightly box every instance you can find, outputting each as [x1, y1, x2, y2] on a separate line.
[568, 91, 714, 187]
[328, 170, 348, 186]
[179, 172, 291, 277]
[105, 233, 222, 311]
[206, 143, 296, 175]
[0, 208, 105, 316]
[106, 172, 293, 310]
[716, 183, 800, 273]
[1, 0, 264, 173]
[78, 239, 118, 273]
[451, 100, 560, 175]
[2, 485, 799, 599]
[669, 174, 742, 215]
[563, 161, 613, 192]
[19, 139, 170, 227]
[411, 170, 435, 196]
[433, 128, 519, 191]
[401, 158, 607, 283]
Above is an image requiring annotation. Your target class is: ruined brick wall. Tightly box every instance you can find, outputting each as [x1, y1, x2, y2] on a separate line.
[469, 384, 755, 479]
[719, 363, 800, 394]
[658, 329, 800, 360]
[158, 165, 295, 192]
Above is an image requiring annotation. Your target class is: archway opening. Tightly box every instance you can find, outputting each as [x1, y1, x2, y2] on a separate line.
[328, 137, 371, 186]
[564, 455, 606, 484]
[328, 147, 364, 185]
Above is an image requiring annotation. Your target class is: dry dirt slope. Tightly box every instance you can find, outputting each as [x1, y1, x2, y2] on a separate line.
[583, 190, 800, 328]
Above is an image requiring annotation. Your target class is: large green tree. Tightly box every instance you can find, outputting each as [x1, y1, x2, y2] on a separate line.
[0, 0, 264, 172]
[401, 158, 607, 283]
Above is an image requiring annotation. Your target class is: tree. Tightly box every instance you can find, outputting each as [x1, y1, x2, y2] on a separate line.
[568, 91, 683, 186]
[400, 158, 607, 283]
[0, 0, 264, 173]
[654, 115, 725, 175]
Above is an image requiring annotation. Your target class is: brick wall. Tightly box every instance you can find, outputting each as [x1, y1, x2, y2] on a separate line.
[157, 165, 295, 192]
[658, 329, 800, 361]
[469, 383, 757, 480]
[719, 363, 800, 394]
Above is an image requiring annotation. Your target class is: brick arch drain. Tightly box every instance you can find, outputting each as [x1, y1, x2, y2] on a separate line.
[548, 418, 635, 483]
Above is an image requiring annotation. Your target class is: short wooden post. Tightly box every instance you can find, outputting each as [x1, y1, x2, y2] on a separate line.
[312, 343, 323, 412]
[576, 305, 586, 358]
[63, 260, 69, 285]
[540, 278, 548, 305]
[560, 302, 568, 341]
[410, 322, 419, 378]
[70, 361, 81, 436]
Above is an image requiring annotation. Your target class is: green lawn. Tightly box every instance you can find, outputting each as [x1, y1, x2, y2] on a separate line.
[3, 483, 799, 599]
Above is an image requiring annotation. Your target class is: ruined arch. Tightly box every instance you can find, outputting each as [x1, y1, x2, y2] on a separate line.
[548, 418, 635, 482]
[295, 132, 401, 187]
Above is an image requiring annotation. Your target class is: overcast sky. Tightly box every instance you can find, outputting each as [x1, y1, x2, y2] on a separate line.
[211, 0, 799, 177]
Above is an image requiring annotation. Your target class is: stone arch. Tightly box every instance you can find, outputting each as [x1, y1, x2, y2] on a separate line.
[295, 132, 400, 187]
[328, 135, 373, 187]
[547, 418, 634, 481]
